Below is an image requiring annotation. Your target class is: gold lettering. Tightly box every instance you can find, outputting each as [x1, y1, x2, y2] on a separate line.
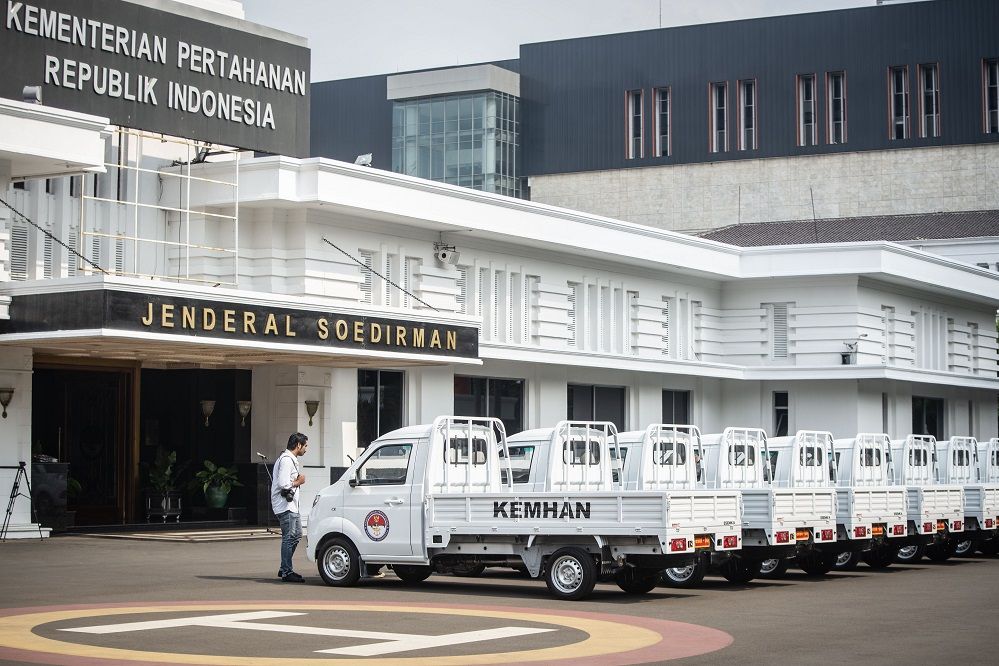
[285, 315, 296, 337]
[412, 327, 425, 348]
[430, 329, 441, 349]
[317, 318, 329, 340]
[396, 326, 407, 346]
[182, 306, 196, 329]
[244, 311, 257, 334]
[161, 304, 174, 328]
[385, 325, 393, 344]
[354, 321, 364, 343]
[264, 314, 278, 335]
[223, 310, 236, 333]
[446, 330, 457, 350]
[370, 322, 382, 343]
[141, 302, 153, 326]
[203, 308, 216, 331]
[335, 319, 349, 341]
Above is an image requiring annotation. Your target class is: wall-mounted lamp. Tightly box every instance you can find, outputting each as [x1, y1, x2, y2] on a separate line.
[237, 400, 252, 427]
[0, 388, 13, 418]
[304, 400, 319, 426]
[200, 400, 216, 427]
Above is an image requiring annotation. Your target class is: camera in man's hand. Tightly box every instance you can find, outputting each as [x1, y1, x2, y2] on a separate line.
[279, 487, 296, 502]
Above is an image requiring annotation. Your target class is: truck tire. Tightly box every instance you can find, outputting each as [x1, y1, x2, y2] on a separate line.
[720, 556, 760, 584]
[979, 536, 999, 556]
[893, 544, 925, 564]
[393, 565, 433, 583]
[925, 539, 958, 562]
[318, 537, 361, 587]
[952, 539, 975, 557]
[614, 568, 659, 594]
[833, 551, 861, 571]
[545, 547, 598, 601]
[758, 557, 789, 578]
[796, 551, 836, 576]
[660, 557, 708, 588]
[861, 545, 894, 569]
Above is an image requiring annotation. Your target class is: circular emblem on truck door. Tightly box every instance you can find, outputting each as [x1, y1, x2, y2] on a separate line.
[364, 510, 390, 541]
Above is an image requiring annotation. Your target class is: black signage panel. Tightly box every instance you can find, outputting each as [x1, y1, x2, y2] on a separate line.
[0, 289, 479, 360]
[0, 0, 310, 156]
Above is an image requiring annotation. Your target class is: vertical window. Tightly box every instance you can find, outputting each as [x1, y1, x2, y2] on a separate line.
[567, 282, 579, 347]
[985, 59, 999, 134]
[662, 390, 691, 425]
[357, 370, 405, 448]
[654, 87, 671, 157]
[456, 266, 468, 314]
[709, 82, 728, 153]
[889, 66, 910, 140]
[739, 79, 757, 150]
[567, 384, 626, 431]
[774, 392, 789, 437]
[626, 90, 643, 159]
[881, 305, 895, 365]
[765, 302, 790, 360]
[660, 296, 670, 357]
[912, 396, 944, 441]
[359, 250, 374, 304]
[454, 376, 525, 436]
[797, 74, 817, 146]
[827, 71, 847, 144]
[919, 63, 940, 138]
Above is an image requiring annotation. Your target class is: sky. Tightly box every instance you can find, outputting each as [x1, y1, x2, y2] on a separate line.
[241, 0, 887, 82]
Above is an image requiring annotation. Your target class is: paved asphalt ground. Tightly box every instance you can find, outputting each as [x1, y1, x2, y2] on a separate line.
[0, 534, 996, 664]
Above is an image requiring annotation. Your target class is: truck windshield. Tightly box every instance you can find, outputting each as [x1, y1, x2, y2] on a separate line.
[499, 445, 535, 484]
[357, 443, 413, 485]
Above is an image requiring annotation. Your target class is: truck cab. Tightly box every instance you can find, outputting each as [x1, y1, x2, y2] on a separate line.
[938, 436, 998, 556]
[830, 433, 908, 569]
[889, 434, 965, 563]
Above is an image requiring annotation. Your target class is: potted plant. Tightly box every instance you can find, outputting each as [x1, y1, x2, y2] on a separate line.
[145, 448, 184, 522]
[194, 460, 243, 509]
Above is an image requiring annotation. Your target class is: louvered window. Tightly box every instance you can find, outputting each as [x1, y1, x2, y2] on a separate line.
[383, 254, 395, 306]
[66, 228, 78, 277]
[661, 297, 670, 356]
[10, 224, 28, 280]
[358, 251, 373, 303]
[493, 270, 503, 340]
[456, 267, 468, 313]
[114, 237, 125, 274]
[90, 234, 101, 272]
[43, 234, 53, 279]
[567, 283, 578, 347]
[767, 303, 790, 359]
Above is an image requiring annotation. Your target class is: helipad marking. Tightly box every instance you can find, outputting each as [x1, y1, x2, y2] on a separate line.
[0, 601, 734, 665]
[63, 610, 554, 656]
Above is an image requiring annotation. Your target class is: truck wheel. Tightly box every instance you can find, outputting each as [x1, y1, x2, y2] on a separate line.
[953, 539, 975, 557]
[861, 545, 894, 569]
[614, 568, 659, 594]
[545, 547, 598, 601]
[720, 557, 760, 584]
[318, 537, 361, 587]
[893, 544, 925, 564]
[758, 557, 789, 578]
[979, 536, 999, 556]
[796, 551, 836, 576]
[833, 551, 860, 571]
[925, 539, 957, 562]
[660, 557, 707, 588]
[393, 565, 433, 583]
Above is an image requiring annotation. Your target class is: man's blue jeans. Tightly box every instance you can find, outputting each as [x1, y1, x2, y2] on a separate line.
[277, 510, 302, 576]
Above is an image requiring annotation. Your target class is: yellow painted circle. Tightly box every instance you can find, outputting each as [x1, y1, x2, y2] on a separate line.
[0, 602, 664, 665]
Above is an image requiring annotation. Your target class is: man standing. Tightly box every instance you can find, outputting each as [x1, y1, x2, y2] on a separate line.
[272, 432, 308, 582]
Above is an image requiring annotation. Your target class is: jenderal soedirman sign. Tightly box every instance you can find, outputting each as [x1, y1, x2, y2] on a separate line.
[0, 0, 311, 156]
[0, 289, 480, 359]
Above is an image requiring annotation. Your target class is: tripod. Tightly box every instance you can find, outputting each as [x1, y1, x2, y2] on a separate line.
[2, 462, 43, 541]
[255, 453, 279, 535]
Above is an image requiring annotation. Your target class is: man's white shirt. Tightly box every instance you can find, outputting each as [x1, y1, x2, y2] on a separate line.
[270, 450, 300, 515]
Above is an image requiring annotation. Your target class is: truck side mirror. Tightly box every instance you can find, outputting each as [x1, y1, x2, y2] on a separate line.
[348, 475, 358, 488]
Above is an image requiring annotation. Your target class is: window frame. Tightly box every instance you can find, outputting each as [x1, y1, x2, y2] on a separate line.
[918, 63, 941, 138]
[355, 443, 414, 486]
[796, 73, 817, 147]
[888, 65, 911, 140]
[773, 391, 790, 437]
[654, 86, 672, 157]
[984, 58, 998, 134]
[738, 78, 757, 151]
[626, 89, 644, 159]
[826, 71, 847, 144]
[709, 81, 729, 153]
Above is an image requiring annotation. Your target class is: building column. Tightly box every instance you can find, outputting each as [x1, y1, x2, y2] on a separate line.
[0, 347, 48, 538]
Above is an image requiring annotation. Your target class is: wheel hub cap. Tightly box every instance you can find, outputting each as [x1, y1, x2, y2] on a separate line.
[897, 545, 918, 559]
[552, 556, 583, 593]
[835, 552, 853, 566]
[324, 546, 350, 579]
[760, 558, 780, 574]
[667, 565, 694, 581]
[955, 540, 973, 555]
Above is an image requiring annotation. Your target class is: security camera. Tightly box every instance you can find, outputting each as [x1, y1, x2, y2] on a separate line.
[21, 85, 42, 105]
[435, 248, 460, 265]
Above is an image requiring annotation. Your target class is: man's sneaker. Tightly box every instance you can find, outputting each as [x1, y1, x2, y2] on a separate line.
[277, 570, 286, 579]
[282, 571, 305, 583]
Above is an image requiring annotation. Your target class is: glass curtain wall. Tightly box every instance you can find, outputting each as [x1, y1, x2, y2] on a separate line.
[392, 92, 522, 198]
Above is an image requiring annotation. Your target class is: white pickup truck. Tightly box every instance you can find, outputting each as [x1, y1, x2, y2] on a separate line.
[937, 436, 998, 557]
[661, 428, 838, 585]
[889, 434, 965, 563]
[307, 417, 737, 600]
[830, 433, 908, 570]
[975, 439, 999, 556]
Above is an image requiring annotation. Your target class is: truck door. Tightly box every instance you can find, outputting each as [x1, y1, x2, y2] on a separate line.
[342, 442, 417, 557]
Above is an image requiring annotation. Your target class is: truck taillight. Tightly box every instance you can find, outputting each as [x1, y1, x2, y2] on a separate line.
[821, 529, 834, 541]
[923, 522, 933, 533]
[694, 535, 711, 549]
[723, 535, 739, 548]
[795, 528, 810, 541]
[936, 520, 946, 532]
[893, 524, 905, 536]
[871, 525, 884, 537]
[953, 520, 962, 531]
[670, 538, 688, 552]
[775, 531, 790, 543]
[854, 526, 867, 538]
[986, 519, 995, 529]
